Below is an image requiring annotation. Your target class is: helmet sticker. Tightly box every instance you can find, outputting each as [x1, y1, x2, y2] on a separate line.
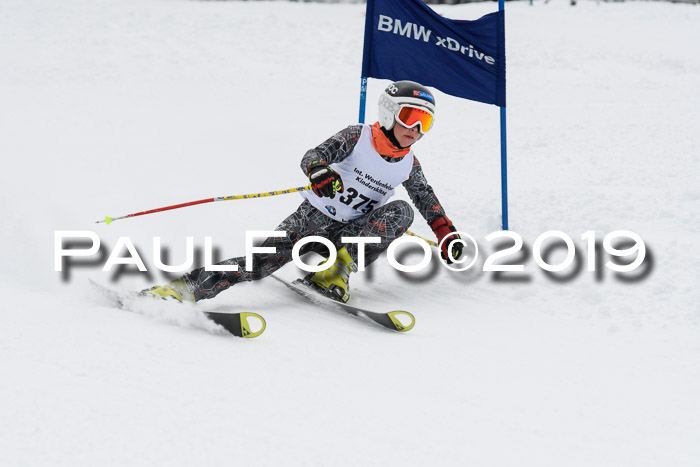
[413, 90, 434, 102]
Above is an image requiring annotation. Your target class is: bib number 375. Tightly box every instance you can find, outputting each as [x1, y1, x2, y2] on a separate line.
[338, 187, 378, 214]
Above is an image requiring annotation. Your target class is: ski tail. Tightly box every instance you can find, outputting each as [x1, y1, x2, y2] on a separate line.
[204, 311, 266, 338]
[363, 310, 415, 332]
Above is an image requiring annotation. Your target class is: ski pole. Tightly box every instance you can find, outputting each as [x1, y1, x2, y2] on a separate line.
[405, 230, 438, 247]
[96, 185, 313, 224]
[96, 184, 437, 247]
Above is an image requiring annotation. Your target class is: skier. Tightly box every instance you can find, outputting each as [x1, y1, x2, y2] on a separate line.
[143, 80, 464, 303]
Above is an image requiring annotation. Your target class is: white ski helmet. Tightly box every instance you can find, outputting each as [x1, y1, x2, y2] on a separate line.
[378, 80, 436, 133]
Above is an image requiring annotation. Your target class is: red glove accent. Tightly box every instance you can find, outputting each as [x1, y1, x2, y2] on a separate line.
[431, 216, 463, 264]
[307, 161, 344, 199]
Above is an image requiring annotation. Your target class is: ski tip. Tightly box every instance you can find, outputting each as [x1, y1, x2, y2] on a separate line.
[387, 311, 415, 332]
[104, 216, 114, 225]
[239, 312, 266, 338]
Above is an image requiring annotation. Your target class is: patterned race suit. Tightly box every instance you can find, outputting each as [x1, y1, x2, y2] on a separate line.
[182, 124, 447, 301]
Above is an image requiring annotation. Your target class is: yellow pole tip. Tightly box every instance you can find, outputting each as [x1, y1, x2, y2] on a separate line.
[104, 216, 114, 225]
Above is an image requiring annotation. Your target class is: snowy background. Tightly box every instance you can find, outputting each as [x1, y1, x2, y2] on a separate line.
[1, 0, 699, 465]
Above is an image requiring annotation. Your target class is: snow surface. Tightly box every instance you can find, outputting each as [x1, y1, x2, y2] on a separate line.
[1, 0, 699, 465]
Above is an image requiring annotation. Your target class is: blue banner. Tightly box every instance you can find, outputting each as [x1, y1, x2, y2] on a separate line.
[361, 0, 506, 107]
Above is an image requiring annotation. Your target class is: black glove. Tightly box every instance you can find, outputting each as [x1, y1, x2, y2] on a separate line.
[308, 162, 344, 199]
[430, 216, 464, 264]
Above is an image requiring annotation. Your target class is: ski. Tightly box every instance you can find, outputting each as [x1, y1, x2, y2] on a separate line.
[270, 275, 415, 332]
[89, 280, 266, 338]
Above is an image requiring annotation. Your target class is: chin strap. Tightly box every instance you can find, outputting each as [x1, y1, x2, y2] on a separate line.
[380, 125, 406, 149]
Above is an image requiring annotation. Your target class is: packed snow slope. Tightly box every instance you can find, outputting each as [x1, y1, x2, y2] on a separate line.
[1, 0, 699, 466]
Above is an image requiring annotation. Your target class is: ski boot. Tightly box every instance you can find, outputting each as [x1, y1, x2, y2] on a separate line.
[140, 278, 195, 303]
[307, 247, 358, 303]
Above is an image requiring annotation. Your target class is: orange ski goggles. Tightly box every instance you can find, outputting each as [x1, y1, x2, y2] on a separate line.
[396, 105, 434, 134]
